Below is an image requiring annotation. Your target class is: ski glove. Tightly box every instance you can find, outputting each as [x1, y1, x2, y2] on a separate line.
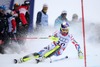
[78, 50, 83, 59]
[49, 36, 59, 42]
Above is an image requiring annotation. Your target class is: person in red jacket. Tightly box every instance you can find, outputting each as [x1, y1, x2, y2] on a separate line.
[11, 1, 30, 45]
[17, 1, 30, 27]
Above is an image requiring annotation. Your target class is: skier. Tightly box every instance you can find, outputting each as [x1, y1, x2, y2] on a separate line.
[14, 22, 83, 63]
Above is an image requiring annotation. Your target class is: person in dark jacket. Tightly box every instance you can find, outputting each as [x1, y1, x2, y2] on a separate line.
[36, 4, 48, 30]
[0, 5, 8, 54]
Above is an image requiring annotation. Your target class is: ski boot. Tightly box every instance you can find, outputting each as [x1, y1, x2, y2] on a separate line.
[33, 52, 43, 63]
[14, 58, 23, 64]
[33, 52, 40, 58]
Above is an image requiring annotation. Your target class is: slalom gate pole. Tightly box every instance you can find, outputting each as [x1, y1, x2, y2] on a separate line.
[81, 0, 87, 67]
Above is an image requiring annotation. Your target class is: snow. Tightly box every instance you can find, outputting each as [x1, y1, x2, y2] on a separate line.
[1, 23, 100, 67]
[0, 0, 100, 67]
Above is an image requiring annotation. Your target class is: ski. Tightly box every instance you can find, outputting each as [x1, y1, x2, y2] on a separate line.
[14, 56, 68, 64]
[50, 56, 68, 63]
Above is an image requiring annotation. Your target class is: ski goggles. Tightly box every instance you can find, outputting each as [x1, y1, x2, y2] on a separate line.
[61, 28, 69, 32]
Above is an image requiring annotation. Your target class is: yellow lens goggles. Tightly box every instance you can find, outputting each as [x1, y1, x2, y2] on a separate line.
[61, 28, 69, 32]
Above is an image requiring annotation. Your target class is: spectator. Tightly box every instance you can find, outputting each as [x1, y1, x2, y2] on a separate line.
[17, 1, 30, 28]
[12, 3, 21, 32]
[13, 1, 30, 45]
[72, 14, 78, 22]
[5, 9, 18, 42]
[0, 5, 8, 54]
[54, 10, 69, 30]
[71, 13, 82, 23]
[13, 3, 20, 11]
[36, 4, 48, 30]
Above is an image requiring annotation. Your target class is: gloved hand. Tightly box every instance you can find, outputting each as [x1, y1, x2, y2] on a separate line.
[49, 36, 59, 42]
[78, 50, 83, 59]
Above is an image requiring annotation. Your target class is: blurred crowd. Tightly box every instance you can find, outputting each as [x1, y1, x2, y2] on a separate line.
[0, 1, 30, 54]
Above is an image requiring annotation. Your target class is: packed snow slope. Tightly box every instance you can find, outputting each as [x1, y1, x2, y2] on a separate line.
[0, 22, 100, 67]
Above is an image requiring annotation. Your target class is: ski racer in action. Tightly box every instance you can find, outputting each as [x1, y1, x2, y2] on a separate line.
[14, 22, 83, 63]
